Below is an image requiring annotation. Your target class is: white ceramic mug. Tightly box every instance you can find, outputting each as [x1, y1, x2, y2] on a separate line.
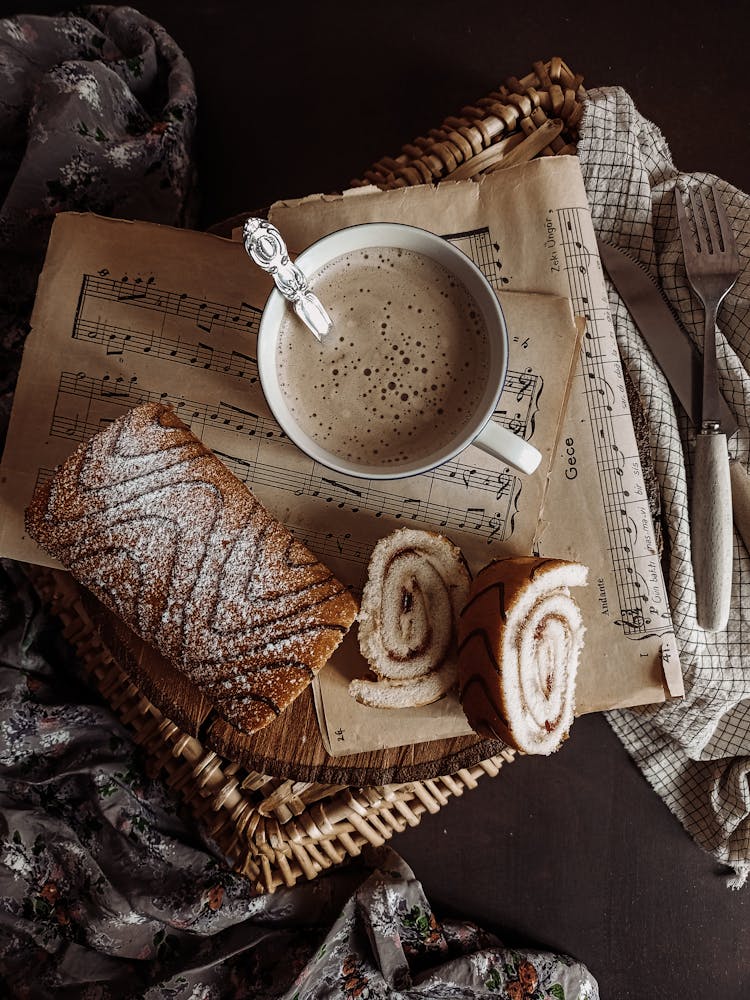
[257, 222, 542, 480]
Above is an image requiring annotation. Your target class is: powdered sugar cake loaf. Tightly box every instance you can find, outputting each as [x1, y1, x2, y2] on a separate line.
[25, 402, 358, 734]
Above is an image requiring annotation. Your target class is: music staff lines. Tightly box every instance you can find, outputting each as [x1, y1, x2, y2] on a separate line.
[73, 315, 259, 382]
[287, 521, 370, 575]
[431, 461, 519, 502]
[75, 319, 538, 433]
[443, 227, 508, 288]
[50, 371, 283, 442]
[77, 273, 262, 338]
[34, 468, 54, 490]
[49, 371, 517, 541]
[495, 369, 542, 436]
[559, 207, 659, 637]
[71, 302, 542, 437]
[214, 449, 515, 541]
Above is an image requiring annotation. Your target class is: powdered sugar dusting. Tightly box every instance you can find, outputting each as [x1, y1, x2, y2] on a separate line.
[26, 403, 358, 733]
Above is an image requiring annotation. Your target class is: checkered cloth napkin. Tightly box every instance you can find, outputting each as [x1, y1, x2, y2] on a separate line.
[577, 87, 750, 887]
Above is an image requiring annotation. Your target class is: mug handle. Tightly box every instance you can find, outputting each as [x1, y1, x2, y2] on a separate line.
[472, 421, 542, 475]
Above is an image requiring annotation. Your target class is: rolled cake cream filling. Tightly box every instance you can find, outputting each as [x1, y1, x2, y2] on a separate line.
[458, 557, 588, 754]
[349, 661, 458, 710]
[350, 527, 471, 708]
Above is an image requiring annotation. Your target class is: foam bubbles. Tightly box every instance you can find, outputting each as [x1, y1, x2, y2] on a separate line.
[277, 246, 490, 467]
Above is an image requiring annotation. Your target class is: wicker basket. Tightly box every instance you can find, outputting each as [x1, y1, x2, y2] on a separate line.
[25, 565, 513, 895]
[352, 57, 584, 189]
[29, 57, 586, 895]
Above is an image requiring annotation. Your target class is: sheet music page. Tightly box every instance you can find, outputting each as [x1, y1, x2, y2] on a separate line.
[0, 155, 682, 757]
[271, 154, 684, 735]
[0, 201, 582, 755]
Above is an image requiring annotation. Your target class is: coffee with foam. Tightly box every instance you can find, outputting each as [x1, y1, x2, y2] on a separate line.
[277, 246, 491, 469]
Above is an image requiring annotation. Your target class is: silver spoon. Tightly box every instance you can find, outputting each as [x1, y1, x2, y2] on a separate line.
[242, 218, 332, 341]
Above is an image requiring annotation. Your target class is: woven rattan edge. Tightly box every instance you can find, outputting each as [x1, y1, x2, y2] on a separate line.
[72, 573, 505, 786]
[22, 563, 512, 894]
[351, 57, 585, 190]
[206, 58, 586, 237]
[202, 737, 509, 787]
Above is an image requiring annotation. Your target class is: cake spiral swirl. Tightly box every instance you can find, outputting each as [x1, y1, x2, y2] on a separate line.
[349, 528, 471, 709]
[458, 557, 587, 754]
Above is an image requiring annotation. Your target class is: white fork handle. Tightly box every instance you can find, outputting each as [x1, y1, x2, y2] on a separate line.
[691, 431, 733, 631]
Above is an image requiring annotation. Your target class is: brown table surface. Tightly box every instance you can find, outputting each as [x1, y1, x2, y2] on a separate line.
[4, 1, 750, 997]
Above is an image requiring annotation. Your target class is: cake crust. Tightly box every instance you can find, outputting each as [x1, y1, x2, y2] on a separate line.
[26, 402, 358, 734]
[458, 556, 587, 753]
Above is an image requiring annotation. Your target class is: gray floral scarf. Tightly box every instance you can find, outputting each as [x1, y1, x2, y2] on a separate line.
[0, 5, 196, 446]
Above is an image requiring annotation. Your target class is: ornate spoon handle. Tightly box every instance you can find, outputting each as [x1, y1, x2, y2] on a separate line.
[242, 218, 332, 341]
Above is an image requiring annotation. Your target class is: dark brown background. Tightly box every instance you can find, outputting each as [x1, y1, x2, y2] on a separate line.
[3, 2, 750, 997]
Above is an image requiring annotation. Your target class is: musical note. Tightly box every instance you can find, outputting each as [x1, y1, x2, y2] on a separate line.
[239, 302, 259, 328]
[194, 342, 214, 368]
[196, 303, 223, 334]
[73, 309, 260, 383]
[214, 401, 260, 433]
[459, 507, 486, 529]
[223, 502, 371, 575]
[105, 324, 124, 356]
[490, 368, 543, 436]
[50, 413, 84, 438]
[391, 495, 420, 520]
[116, 275, 149, 302]
[101, 372, 136, 399]
[50, 371, 283, 443]
[442, 227, 510, 289]
[558, 205, 667, 638]
[321, 478, 362, 498]
[228, 350, 257, 380]
[515, 369, 535, 401]
[77, 273, 262, 338]
[429, 461, 518, 525]
[586, 370, 615, 410]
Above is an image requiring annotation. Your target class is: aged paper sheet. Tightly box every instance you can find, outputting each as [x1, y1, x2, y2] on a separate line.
[270, 155, 683, 727]
[0, 155, 682, 757]
[0, 202, 580, 755]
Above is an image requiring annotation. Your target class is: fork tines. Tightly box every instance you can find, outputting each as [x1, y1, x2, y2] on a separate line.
[676, 184, 740, 268]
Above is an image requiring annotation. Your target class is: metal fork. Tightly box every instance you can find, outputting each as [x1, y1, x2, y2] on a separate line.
[675, 185, 740, 631]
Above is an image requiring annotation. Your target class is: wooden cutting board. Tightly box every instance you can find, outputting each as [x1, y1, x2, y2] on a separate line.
[77, 583, 503, 786]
